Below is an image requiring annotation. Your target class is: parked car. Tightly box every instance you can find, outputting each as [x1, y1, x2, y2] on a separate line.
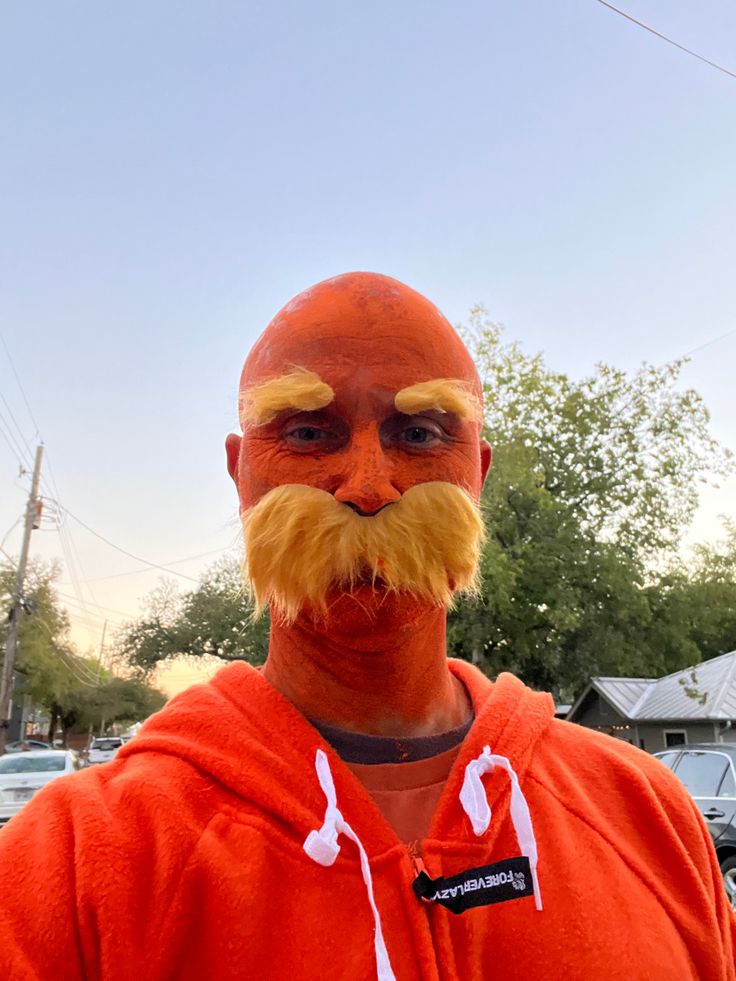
[87, 736, 124, 766]
[3, 740, 52, 754]
[0, 750, 80, 826]
[654, 743, 736, 906]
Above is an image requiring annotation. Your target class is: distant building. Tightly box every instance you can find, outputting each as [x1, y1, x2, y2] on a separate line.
[567, 649, 736, 753]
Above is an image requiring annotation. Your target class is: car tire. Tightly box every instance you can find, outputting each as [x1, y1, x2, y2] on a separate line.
[720, 855, 736, 910]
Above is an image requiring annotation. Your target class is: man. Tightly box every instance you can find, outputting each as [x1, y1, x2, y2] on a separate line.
[0, 272, 733, 980]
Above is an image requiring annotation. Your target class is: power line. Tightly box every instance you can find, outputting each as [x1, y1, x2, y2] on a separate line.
[0, 335, 200, 624]
[0, 335, 58, 507]
[55, 590, 130, 622]
[0, 333, 42, 438]
[54, 647, 102, 688]
[0, 518, 21, 556]
[680, 325, 736, 362]
[61, 508, 200, 583]
[0, 389, 34, 466]
[53, 515, 94, 625]
[60, 547, 229, 584]
[0, 411, 32, 473]
[596, 1, 736, 80]
[46, 496, 138, 627]
[31, 614, 106, 687]
[59, 513, 105, 614]
[39, 448, 68, 531]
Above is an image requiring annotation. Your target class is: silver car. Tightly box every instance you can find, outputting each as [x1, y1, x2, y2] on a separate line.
[87, 736, 124, 765]
[0, 750, 80, 826]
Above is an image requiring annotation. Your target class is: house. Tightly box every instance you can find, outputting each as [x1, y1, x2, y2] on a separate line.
[566, 649, 736, 754]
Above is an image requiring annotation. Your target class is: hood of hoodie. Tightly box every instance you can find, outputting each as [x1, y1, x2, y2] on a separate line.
[117, 659, 555, 859]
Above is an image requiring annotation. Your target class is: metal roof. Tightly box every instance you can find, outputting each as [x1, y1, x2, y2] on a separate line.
[591, 650, 736, 721]
[590, 678, 655, 716]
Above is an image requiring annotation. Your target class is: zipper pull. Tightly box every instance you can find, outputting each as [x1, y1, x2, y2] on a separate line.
[408, 840, 432, 902]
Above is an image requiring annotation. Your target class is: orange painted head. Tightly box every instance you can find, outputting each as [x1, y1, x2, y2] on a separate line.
[226, 272, 491, 624]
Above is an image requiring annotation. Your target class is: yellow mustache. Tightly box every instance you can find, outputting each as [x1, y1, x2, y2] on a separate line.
[242, 481, 485, 622]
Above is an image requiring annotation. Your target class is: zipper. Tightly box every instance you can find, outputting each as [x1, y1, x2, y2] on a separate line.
[408, 839, 433, 903]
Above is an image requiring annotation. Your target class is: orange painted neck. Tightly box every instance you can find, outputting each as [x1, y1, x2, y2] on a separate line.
[262, 602, 472, 738]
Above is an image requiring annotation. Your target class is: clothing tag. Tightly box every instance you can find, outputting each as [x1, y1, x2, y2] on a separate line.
[412, 856, 533, 914]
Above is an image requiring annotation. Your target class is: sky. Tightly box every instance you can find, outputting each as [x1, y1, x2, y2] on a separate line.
[1, 1, 735, 695]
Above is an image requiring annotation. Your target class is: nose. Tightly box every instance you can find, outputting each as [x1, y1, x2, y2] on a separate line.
[333, 427, 402, 517]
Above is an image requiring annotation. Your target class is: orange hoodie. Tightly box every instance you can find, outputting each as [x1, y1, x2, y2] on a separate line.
[0, 660, 733, 980]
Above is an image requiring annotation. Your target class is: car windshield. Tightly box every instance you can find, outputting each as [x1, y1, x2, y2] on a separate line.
[91, 740, 121, 751]
[0, 755, 66, 774]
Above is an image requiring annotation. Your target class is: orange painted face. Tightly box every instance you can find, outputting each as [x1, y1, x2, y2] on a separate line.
[226, 273, 491, 519]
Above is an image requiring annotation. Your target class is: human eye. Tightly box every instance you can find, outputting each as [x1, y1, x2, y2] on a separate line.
[287, 426, 326, 442]
[388, 416, 447, 449]
[281, 413, 346, 452]
[402, 426, 438, 444]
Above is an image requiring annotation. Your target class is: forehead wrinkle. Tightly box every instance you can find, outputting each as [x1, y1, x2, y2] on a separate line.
[394, 378, 483, 422]
[240, 368, 335, 426]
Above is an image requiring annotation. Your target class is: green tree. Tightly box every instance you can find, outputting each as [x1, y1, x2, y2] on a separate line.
[448, 312, 733, 697]
[642, 521, 736, 675]
[1, 560, 165, 742]
[55, 674, 166, 742]
[1, 560, 73, 711]
[117, 558, 269, 676]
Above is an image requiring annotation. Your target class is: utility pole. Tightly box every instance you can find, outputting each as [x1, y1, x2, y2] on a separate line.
[97, 619, 107, 737]
[0, 444, 43, 753]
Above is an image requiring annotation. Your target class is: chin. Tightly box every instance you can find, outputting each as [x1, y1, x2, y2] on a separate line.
[292, 586, 446, 648]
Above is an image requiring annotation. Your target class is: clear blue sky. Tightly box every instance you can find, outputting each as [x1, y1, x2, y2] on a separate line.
[1, 0, 735, 670]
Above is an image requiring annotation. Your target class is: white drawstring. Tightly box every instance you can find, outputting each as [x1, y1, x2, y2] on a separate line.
[303, 750, 396, 981]
[459, 744, 543, 911]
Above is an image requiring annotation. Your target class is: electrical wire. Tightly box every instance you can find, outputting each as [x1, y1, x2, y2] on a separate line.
[57, 646, 102, 684]
[0, 335, 105, 620]
[39, 448, 69, 537]
[680, 325, 736, 361]
[0, 411, 32, 472]
[61, 508, 200, 583]
[30, 615, 103, 687]
[0, 332, 40, 478]
[0, 392, 34, 468]
[59, 546, 229, 584]
[59, 513, 105, 612]
[0, 517, 21, 556]
[0, 333, 42, 438]
[42, 498, 116, 635]
[54, 516, 93, 624]
[55, 649, 102, 688]
[596, 1, 736, 80]
[55, 590, 130, 622]
[0, 334, 173, 635]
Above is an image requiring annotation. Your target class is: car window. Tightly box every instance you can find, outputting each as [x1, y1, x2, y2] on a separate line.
[674, 751, 729, 796]
[91, 739, 122, 751]
[655, 752, 680, 770]
[719, 765, 736, 797]
[0, 755, 66, 774]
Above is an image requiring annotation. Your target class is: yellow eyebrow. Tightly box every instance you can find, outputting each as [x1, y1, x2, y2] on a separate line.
[394, 378, 483, 422]
[240, 368, 335, 426]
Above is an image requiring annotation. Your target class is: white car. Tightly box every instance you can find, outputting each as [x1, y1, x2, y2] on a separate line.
[87, 737, 124, 765]
[0, 750, 80, 826]
[4, 740, 52, 753]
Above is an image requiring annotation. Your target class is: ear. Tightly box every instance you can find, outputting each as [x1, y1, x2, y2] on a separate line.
[479, 439, 492, 486]
[225, 433, 241, 483]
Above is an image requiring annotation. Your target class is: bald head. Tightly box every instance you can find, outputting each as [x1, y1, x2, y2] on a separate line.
[240, 272, 482, 399]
